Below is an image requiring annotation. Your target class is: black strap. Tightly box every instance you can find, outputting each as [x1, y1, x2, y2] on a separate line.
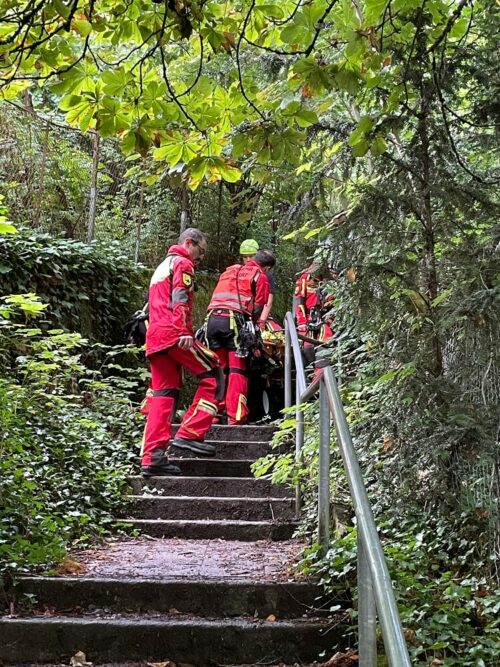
[197, 368, 226, 401]
[152, 388, 179, 398]
[229, 367, 248, 377]
[197, 370, 215, 380]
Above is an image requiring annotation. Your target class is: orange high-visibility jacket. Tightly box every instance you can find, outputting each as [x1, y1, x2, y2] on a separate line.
[208, 261, 269, 321]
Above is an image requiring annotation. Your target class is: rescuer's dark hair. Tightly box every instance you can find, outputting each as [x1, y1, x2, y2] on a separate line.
[255, 250, 276, 269]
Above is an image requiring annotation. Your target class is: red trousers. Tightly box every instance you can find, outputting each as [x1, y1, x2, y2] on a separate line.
[214, 348, 248, 425]
[142, 342, 220, 466]
[206, 312, 249, 425]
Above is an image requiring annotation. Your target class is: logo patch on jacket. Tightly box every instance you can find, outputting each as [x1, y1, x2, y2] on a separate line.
[182, 272, 193, 287]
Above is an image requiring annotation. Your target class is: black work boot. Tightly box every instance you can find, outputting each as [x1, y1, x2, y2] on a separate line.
[141, 454, 182, 478]
[171, 437, 216, 457]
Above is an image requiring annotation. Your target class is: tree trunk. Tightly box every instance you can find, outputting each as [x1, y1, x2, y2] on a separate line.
[134, 182, 145, 264]
[87, 130, 100, 243]
[33, 124, 50, 228]
[180, 182, 190, 233]
[415, 22, 443, 376]
[216, 180, 223, 271]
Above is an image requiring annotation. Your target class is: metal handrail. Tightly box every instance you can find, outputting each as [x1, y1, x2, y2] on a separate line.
[283, 312, 411, 667]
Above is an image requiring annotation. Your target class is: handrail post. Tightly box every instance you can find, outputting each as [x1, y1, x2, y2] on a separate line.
[282, 313, 411, 667]
[318, 377, 330, 555]
[295, 378, 304, 517]
[322, 366, 411, 667]
[358, 534, 378, 666]
[284, 324, 292, 409]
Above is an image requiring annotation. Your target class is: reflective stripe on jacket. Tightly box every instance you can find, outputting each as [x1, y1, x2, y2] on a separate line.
[208, 261, 269, 320]
[146, 244, 195, 356]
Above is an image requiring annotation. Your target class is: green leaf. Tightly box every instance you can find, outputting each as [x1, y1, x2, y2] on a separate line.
[351, 139, 369, 157]
[72, 19, 93, 37]
[0, 222, 16, 235]
[59, 94, 83, 111]
[295, 108, 318, 127]
[280, 24, 308, 45]
[216, 160, 242, 183]
[257, 3, 285, 19]
[334, 69, 360, 95]
[371, 135, 387, 156]
[358, 116, 374, 133]
[364, 0, 388, 25]
[348, 116, 374, 149]
[53, 0, 71, 18]
[101, 68, 131, 96]
[304, 227, 322, 239]
[154, 143, 184, 166]
[431, 288, 453, 307]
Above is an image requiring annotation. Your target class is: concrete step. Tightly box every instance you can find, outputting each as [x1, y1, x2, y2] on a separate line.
[129, 495, 295, 521]
[130, 475, 291, 498]
[170, 458, 253, 477]
[126, 518, 298, 541]
[0, 614, 345, 664]
[175, 438, 279, 459]
[173, 423, 277, 442]
[16, 576, 327, 618]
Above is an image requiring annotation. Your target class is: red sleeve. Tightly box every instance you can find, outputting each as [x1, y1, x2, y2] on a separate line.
[252, 272, 270, 321]
[171, 257, 194, 336]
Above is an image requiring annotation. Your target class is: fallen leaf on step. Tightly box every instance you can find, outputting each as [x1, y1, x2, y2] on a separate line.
[322, 649, 358, 666]
[42, 605, 57, 616]
[70, 651, 92, 667]
[56, 557, 86, 575]
[146, 662, 176, 667]
[168, 607, 180, 614]
[265, 613, 276, 621]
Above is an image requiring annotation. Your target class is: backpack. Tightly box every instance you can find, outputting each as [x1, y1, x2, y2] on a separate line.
[124, 305, 148, 347]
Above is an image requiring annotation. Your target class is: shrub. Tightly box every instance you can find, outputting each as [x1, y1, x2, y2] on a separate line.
[0, 294, 145, 606]
[0, 229, 148, 343]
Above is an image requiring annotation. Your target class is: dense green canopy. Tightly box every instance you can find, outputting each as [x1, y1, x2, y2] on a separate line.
[2, 0, 496, 189]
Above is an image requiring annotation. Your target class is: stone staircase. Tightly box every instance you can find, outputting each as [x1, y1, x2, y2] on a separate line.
[0, 424, 347, 665]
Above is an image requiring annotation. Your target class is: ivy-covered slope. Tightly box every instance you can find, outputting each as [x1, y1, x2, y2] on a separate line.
[0, 229, 147, 343]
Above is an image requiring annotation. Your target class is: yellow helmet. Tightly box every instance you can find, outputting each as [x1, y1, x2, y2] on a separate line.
[239, 239, 259, 256]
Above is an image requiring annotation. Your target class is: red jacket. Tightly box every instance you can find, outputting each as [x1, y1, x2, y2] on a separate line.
[294, 270, 334, 331]
[208, 261, 269, 321]
[146, 244, 195, 356]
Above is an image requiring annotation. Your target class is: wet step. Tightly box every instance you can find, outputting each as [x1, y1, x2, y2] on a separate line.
[129, 495, 295, 521]
[172, 423, 277, 442]
[170, 458, 253, 477]
[43, 538, 305, 583]
[0, 614, 345, 665]
[16, 575, 327, 618]
[130, 475, 291, 498]
[125, 518, 298, 541]
[174, 438, 281, 459]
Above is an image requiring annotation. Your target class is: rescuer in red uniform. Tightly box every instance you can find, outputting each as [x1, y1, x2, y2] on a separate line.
[205, 250, 276, 425]
[141, 228, 223, 478]
[294, 261, 335, 366]
[239, 239, 275, 329]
